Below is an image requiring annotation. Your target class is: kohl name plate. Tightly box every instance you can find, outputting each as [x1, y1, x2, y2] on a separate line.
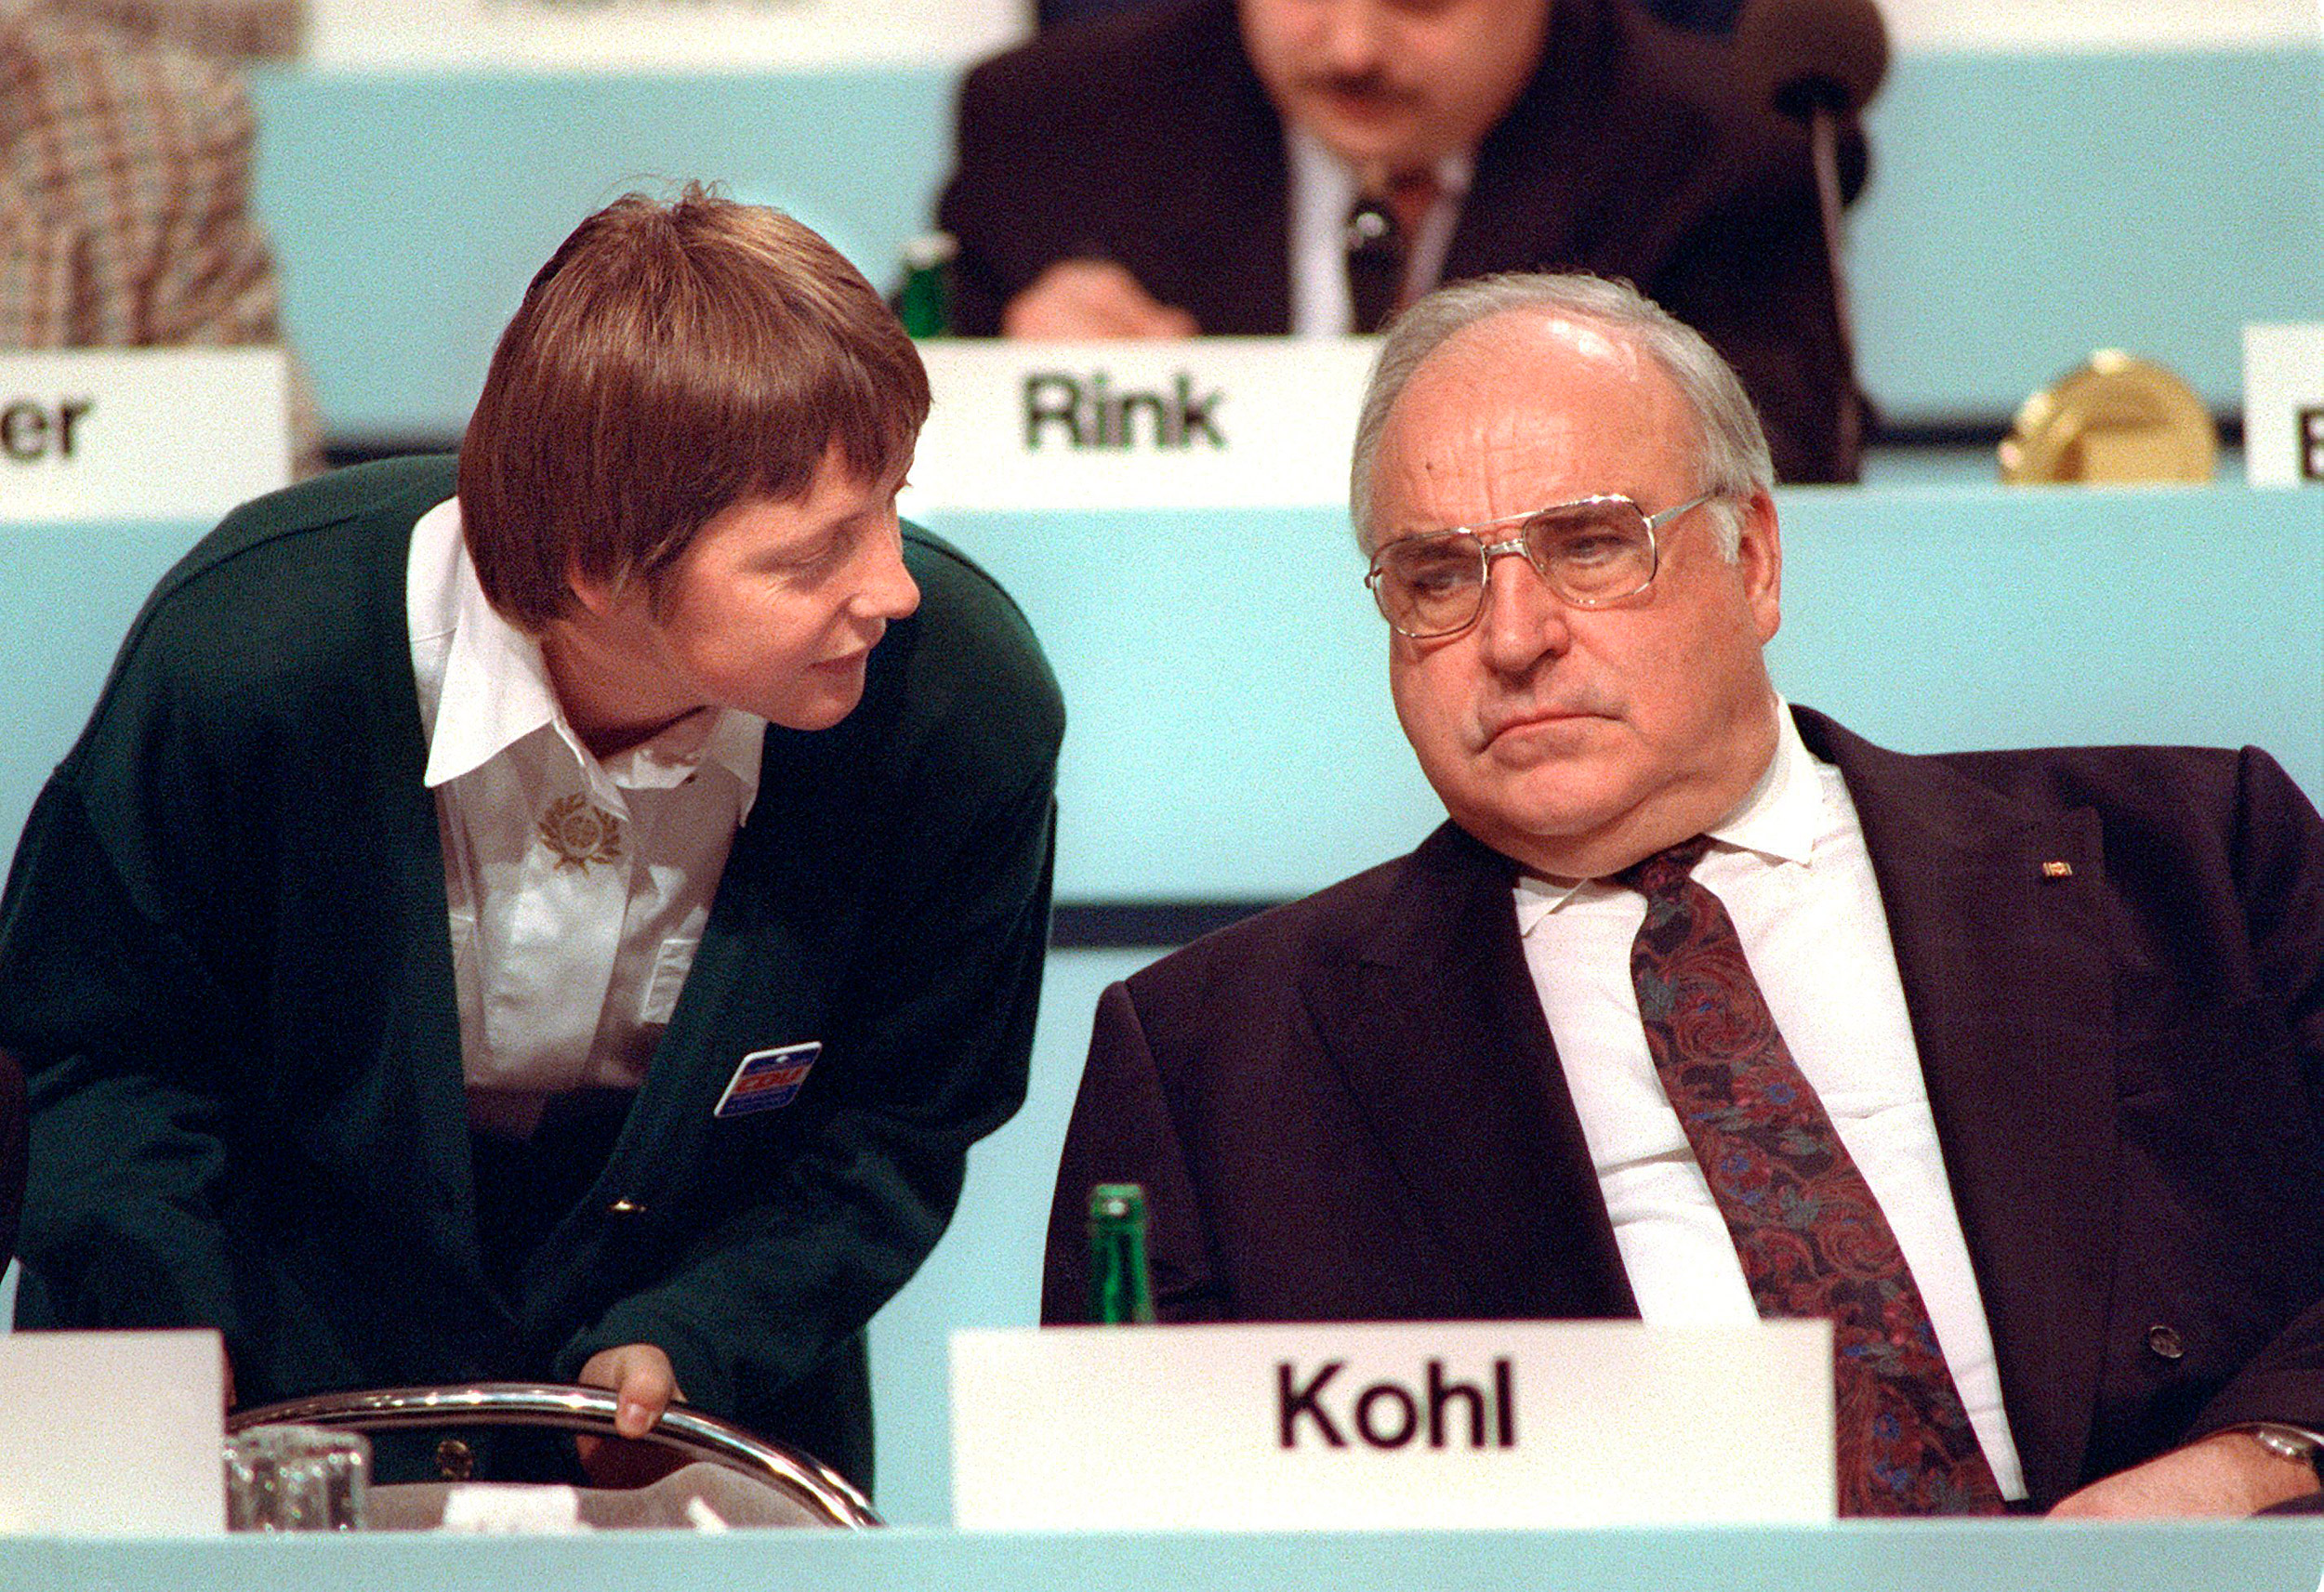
[0, 349, 290, 522]
[905, 337, 1379, 512]
[951, 1320, 1834, 1531]
[2243, 325, 2324, 488]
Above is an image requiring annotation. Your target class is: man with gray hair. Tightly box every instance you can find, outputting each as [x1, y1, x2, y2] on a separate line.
[1042, 271, 2324, 1517]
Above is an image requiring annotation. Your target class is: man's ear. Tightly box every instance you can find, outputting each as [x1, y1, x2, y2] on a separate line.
[1735, 489, 1782, 643]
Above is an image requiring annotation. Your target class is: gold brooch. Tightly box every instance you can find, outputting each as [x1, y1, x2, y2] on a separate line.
[538, 794, 624, 872]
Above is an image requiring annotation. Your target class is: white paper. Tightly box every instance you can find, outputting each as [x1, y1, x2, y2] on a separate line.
[2242, 324, 2324, 489]
[441, 1483, 591, 1533]
[952, 1320, 1834, 1531]
[306, 0, 1027, 70]
[1877, 0, 2315, 50]
[0, 1330, 227, 1536]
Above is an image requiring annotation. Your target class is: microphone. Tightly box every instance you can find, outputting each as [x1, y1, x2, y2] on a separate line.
[1734, 0, 1890, 479]
[1736, 0, 1890, 122]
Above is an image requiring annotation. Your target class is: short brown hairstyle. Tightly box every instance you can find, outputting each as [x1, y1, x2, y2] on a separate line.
[458, 185, 931, 629]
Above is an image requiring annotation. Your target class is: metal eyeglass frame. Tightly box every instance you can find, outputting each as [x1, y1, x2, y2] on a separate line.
[1365, 490, 1722, 639]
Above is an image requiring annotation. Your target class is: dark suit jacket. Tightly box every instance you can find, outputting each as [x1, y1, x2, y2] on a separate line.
[1043, 707, 2324, 1510]
[0, 1047, 23, 1268]
[939, 0, 1866, 482]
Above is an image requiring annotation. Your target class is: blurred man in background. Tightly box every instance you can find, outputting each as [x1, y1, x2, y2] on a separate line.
[939, 0, 1866, 480]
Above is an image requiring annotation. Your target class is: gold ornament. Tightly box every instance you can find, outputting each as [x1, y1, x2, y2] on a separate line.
[537, 794, 625, 871]
[2000, 351, 2217, 485]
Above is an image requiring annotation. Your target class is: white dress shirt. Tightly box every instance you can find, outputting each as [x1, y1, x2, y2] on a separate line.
[405, 498, 766, 1138]
[1285, 126, 1472, 337]
[1514, 700, 2029, 1499]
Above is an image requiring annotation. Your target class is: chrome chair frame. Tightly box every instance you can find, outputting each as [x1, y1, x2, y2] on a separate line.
[229, 1382, 880, 1527]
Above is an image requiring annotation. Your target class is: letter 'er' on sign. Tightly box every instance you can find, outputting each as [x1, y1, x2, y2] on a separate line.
[0, 397, 92, 461]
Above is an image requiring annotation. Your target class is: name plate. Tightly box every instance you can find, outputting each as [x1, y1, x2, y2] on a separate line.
[2243, 325, 2324, 488]
[905, 338, 1378, 512]
[0, 1330, 225, 1535]
[0, 349, 290, 523]
[951, 1321, 1833, 1531]
[309, 0, 1024, 70]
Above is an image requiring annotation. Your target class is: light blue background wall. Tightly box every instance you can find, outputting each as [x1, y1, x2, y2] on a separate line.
[913, 487, 2324, 904]
[1851, 46, 2324, 420]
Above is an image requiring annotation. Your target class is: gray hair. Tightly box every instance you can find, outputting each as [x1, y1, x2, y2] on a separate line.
[1348, 272, 1776, 558]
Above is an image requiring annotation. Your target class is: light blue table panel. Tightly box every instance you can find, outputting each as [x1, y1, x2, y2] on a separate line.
[865, 945, 1154, 1524]
[246, 47, 2320, 444]
[919, 483, 2324, 904]
[4, 1519, 2324, 1591]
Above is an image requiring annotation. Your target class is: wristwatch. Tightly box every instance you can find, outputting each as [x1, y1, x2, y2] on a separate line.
[2234, 1423, 2324, 1487]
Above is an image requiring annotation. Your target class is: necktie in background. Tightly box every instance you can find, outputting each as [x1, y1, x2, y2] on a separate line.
[1343, 169, 1441, 334]
[1619, 835, 2009, 1516]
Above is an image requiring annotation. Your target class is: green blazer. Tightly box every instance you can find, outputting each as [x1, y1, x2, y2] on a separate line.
[0, 456, 1063, 1488]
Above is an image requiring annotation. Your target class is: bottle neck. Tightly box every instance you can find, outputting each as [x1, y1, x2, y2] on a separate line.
[1087, 1185, 1155, 1325]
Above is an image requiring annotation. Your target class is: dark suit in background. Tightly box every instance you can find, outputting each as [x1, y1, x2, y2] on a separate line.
[1, 1048, 23, 1269]
[939, 0, 1864, 481]
[1043, 706, 2324, 1512]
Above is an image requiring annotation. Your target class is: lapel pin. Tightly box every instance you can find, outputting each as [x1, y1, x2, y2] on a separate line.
[539, 793, 624, 872]
[2040, 861, 2074, 878]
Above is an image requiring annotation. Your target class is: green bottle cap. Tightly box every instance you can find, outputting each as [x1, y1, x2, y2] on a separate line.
[1089, 1183, 1145, 1229]
[1087, 1182, 1155, 1324]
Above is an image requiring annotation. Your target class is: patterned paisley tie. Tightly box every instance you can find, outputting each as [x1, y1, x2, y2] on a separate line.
[1618, 835, 2008, 1516]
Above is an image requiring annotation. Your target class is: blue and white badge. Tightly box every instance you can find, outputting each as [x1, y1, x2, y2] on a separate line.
[714, 1041, 822, 1118]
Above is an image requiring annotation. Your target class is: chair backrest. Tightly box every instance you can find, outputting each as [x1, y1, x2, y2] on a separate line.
[229, 1383, 880, 1528]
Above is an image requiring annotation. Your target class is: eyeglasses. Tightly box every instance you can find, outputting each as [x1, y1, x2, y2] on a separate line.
[1364, 491, 1721, 639]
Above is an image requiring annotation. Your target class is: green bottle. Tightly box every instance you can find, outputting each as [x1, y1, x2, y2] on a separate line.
[896, 230, 957, 339]
[1087, 1183, 1155, 1324]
